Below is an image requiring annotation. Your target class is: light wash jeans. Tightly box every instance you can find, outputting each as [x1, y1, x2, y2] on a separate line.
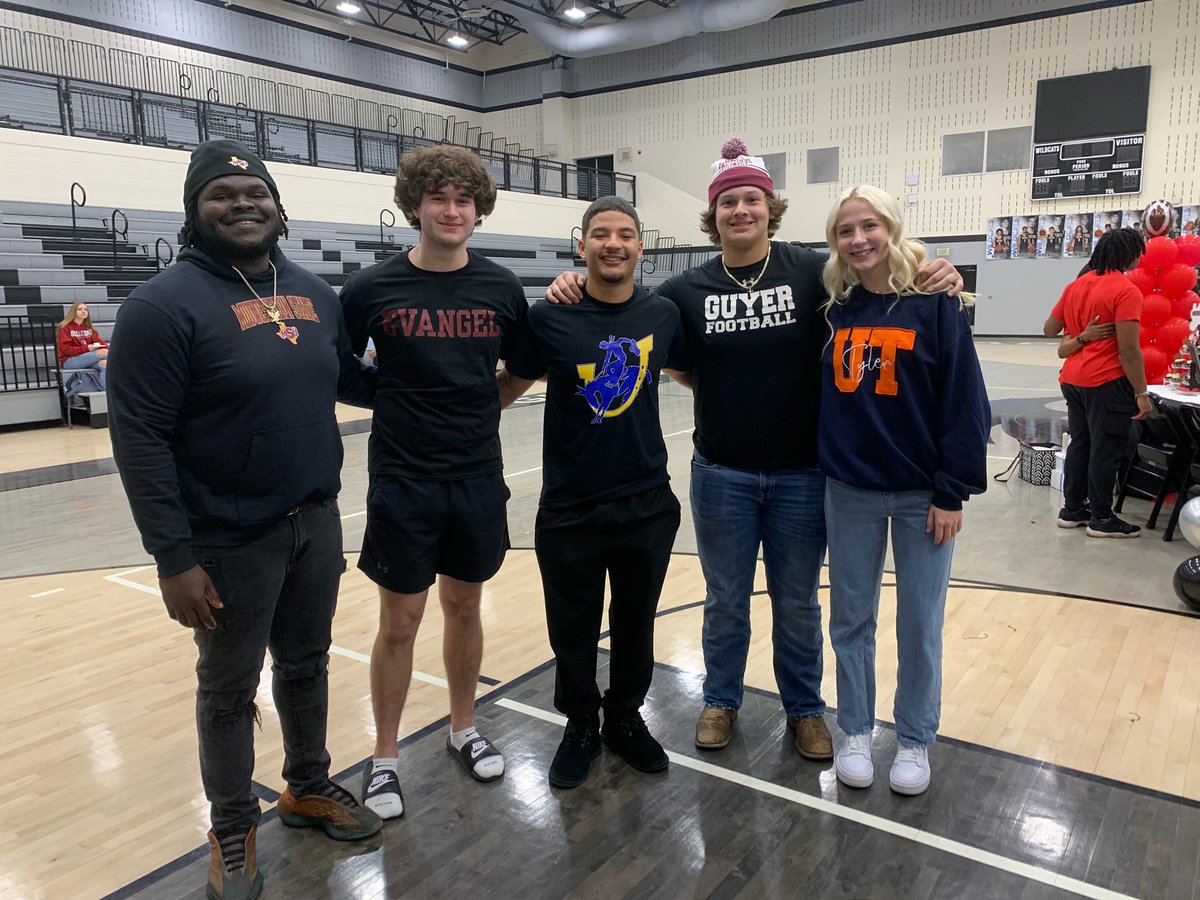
[63, 350, 106, 390]
[690, 451, 827, 719]
[825, 478, 954, 747]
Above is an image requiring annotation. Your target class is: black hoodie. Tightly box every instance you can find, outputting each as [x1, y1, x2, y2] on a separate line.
[108, 247, 375, 577]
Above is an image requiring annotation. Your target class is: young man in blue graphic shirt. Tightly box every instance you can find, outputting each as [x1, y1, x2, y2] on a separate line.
[498, 196, 688, 789]
[340, 146, 528, 818]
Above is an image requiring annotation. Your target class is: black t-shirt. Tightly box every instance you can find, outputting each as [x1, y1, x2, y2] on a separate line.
[506, 286, 688, 509]
[659, 241, 827, 468]
[341, 249, 528, 479]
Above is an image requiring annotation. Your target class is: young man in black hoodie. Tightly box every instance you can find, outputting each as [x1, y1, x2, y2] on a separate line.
[108, 139, 382, 900]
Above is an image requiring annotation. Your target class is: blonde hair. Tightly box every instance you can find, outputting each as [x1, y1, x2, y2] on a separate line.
[821, 185, 926, 302]
[58, 302, 93, 331]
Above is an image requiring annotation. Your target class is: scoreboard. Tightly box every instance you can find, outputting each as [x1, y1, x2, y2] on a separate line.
[1031, 133, 1144, 201]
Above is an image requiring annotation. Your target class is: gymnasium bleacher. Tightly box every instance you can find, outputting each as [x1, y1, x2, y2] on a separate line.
[0, 196, 687, 427]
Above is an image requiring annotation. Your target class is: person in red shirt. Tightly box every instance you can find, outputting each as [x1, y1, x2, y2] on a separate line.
[57, 302, 110, 390]
[1043, 228, 1151, 537]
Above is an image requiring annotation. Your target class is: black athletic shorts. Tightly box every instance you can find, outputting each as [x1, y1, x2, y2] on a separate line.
[358, 471, 511, 594]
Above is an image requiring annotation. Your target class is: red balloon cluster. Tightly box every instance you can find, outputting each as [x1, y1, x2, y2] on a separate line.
[1138, 236, 1200, 383]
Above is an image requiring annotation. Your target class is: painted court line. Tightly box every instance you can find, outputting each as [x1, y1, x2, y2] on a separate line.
[494, 697, 1136, 900]
[105, 568, 458, 691]
[30, 588, 64, 598]
[328, 643, 450, 690]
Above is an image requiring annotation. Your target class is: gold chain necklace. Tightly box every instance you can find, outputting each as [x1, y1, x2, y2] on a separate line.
[721, 242, 772, 292]
[232, 261, 280, 322]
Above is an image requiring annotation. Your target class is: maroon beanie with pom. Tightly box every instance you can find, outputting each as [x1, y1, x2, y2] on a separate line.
[707, 137, 774, 205]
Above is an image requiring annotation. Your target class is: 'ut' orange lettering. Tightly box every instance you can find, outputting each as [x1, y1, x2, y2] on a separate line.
[832, 327, 916, 395]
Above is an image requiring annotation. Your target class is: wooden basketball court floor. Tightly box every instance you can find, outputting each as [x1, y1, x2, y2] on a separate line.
[3, 340, 1200, 900]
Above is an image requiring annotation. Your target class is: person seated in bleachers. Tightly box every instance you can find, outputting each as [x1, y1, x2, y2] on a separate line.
[57, 302, 109, 391]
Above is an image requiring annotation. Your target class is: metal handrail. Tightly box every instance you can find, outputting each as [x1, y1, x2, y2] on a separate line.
[110, 208, 128, 271]
[379, 208, 395, 249]
[153, 237, 174, 272]
[0, 65, 637, 204]
[69, 181, 86, 236]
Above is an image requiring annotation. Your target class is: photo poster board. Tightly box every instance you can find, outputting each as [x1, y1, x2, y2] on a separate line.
[1037, 214, 1064, 257]
[1012, 214, 1038, 258]
[1065, 213, 1094, 258]
[1168, 206, 1183, 238]
[1121, 209, 1146, 239]
[987, 216, 1012, 260]
[1182, 206, 1200, 236]
[1093, 210, 1122, 245]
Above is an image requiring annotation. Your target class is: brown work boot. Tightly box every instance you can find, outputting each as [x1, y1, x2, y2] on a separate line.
[277, 782, 383, 841]
[694, 705, 738, 750]
[206, 827, 264, 900]
[787, 715, 834, 760]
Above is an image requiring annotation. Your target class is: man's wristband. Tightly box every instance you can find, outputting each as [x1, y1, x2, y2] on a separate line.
[1076, 334, 1086, 345]
[1136, 391, 1150, 398]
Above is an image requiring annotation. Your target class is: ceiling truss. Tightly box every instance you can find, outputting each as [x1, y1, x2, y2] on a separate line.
[275, 0, 677, 52]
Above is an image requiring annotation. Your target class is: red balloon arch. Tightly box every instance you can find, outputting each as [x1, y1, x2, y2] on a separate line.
[1137, 235, 1200, 384]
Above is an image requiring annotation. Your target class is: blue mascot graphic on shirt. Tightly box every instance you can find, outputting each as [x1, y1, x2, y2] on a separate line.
[576, 335, 654, 424]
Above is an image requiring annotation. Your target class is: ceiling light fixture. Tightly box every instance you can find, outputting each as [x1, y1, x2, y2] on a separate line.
[446, 32, 469, 48]
[562, 2, 587, 22]
[336, 1, 361, 14]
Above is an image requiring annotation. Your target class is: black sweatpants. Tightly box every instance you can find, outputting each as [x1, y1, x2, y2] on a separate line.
[1061, 376, 1136, 520]
[535, 485, 681, 720]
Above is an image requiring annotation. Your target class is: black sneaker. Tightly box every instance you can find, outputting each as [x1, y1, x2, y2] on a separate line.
[1056, 506, 1090, 528]
[601, 712, 669, 774]
[1086, 515, 1142, 538]
[549, 715, 601, 789]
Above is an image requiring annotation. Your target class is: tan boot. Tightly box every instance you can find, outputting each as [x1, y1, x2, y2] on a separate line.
[206, 826, 264, 900]
[787, 715, 834, 760]
[694, 705, 737, 749]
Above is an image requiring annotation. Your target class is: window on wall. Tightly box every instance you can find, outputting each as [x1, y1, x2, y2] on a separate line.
[985, 126, 1032, 172]
[761, 152, 787, 190]
[807, 147, 839, 184]
[942, 131, 986, 176]
[942, 127, 1034, 176]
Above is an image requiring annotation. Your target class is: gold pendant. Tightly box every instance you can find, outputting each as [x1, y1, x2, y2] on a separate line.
[275, 321, 299, 345]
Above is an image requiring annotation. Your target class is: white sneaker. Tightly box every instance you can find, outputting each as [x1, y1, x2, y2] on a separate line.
[889, 744, 931, 795]
[834, 732, 874, 788]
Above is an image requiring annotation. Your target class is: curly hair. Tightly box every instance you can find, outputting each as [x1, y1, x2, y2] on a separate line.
[178, 199, 289, 251]
[698, 192, 788, 246]
[1081, 227, 1145, 276]
[394, 145, 497, 229]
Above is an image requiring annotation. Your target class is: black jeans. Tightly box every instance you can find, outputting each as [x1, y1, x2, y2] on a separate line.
[535, 487, 681, 720]
[1061, 378, 1136, 520]
[193, 499, 342, 835]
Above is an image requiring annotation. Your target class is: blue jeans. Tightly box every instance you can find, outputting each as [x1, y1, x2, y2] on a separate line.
[64, 350, 106, 390]
[825, 479, 954, 747]
[193, 499, 342, 834]
[690, 451, 827, 719]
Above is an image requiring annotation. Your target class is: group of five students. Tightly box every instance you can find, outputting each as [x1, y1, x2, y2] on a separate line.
[108, 136, 988, 900]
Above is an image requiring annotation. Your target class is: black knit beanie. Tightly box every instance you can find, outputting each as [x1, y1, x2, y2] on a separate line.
[183, 139, 279, 207]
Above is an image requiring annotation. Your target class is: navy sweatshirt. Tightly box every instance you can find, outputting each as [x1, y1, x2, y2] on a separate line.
[818, 288, 990, 511]
[108, 247, 375, 577]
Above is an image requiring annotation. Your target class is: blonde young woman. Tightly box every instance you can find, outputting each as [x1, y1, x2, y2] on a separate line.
[57, 302, 109, 390]
[819, 186, 990, 796]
